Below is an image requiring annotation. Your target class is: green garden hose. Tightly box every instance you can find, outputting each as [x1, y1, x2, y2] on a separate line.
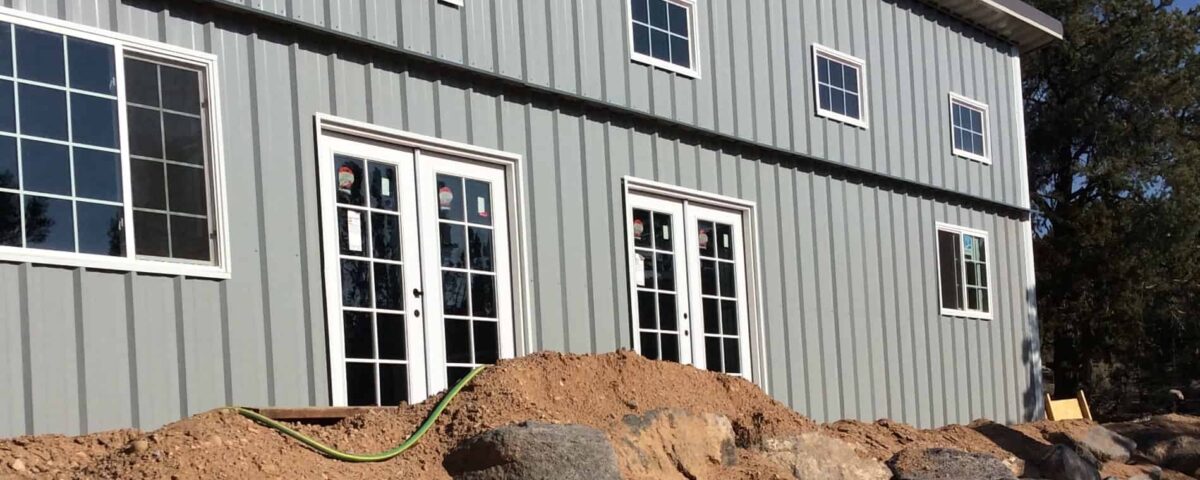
[235, 365, 486, 462]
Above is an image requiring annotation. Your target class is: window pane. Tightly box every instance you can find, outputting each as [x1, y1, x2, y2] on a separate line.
[131, 159, 166, 210]
[843, 65, 858, 94]
[465, 179, 492, 226]
[845, 92, 860, 119]
[0, 191, 18, 247]
[372, 212, 401, 260]
[952, 105, 963, 128]
[0, 23, 11, 77]
[705, 337, 722, 372]
[21, 139, 70, 196]
[76, 202, 123, 257]
[442, 271, 469, 316]
[667, 3, 689, 36]
[703, 297, 719, 334]
[648, 0, 669, 29]
[445, 318, 472, 363]
[718, 261, 735, 297]
[19, 84, 67, 140]
[74, 148, 121, 202]
[469, 227, 493, 271]
[124, 58, 159, 107]
[640, 332, 659, 360]
[345, 363, 376, 406]
[374, 263, 403, 311]
[632, 209, 652, 248]
[633, 24, 651, 56]
[660, 333, 679, 362]
[440, 223, 466, 268]
[128, 106, 163, 158]
[653, 212, 672, 250]
[447, 367, 473, 387]
[638, 249, 655, 289]
[337, 208, 364, 255]
[167, 164, 207, 215]
[160, 65, 202, 115]
[669, 35, 690, 68]
[721, 299, 738, 335]
[341, 259, 371, 307]
[471, 273, 496, 318]
[650, 29, 671, 62]
[378, 364, 407, 406]
[343, 311, 373, 359]
[436, 174, 464, 221]
[830, 89, 845, 115]
[818, 57, 830, 84]
[819, 84, 832, 112]
[700, 259, 716, 295]
[937, 230, 963, 310]
[697, 221, 715, 258]
[637, 291, 657, 329]
[0, 80, 13, 133]
[368, 162, 396, 211]
[162, 113, 203, 165]
[0, 135, 15, 189]
[828, 58, 844, 86]
[67, 37, 115, 95]
[658, 293, 676, 331]
[655, 252, 674, 291]
[70, 94, 118, 149]
[15, 26, 63, 85]
[133, 211, 168, 257]
[24, 195, 72, 252]
[335, 155, 365, 206]
[716, 223, 733, 259]
[169, 215, 210, 261]
[474, 320, 499, 364]
[377, 313, 406, 361]
[723, 338, 741, 374]
[631, 0, 649, 23]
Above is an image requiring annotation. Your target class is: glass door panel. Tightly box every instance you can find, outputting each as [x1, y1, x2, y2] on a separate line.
[685, 204, 751, 379]
[625, 194, 690, 364]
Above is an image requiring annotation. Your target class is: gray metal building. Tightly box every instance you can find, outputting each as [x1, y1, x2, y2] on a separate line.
[0, 0, 1061, 437]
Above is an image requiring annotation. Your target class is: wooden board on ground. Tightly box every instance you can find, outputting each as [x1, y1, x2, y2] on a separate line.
[1045, 391, 1093, 421]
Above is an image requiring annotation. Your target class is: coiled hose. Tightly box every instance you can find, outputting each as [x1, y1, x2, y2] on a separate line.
[235, 365, 486, 462]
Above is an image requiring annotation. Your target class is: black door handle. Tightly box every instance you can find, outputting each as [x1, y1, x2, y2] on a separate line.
[413, 288, 423, 298]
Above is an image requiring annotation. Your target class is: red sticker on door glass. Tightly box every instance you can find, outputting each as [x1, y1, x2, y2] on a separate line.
[698, 228, 709, 250]
[632, 218, 644, 239]
[439, 185, 454, 210]
[337, 165, 354, 193]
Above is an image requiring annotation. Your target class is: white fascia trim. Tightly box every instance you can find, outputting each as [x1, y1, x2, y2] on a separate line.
[626, 0, 702, 79]
[935, 221, 995, 321]
[0, 7, 230, 279]
[948, 91, 993, 165]
[979, 0, 1064, 41]
[1010, 47, 1031, 208]
[315, 114, 536, 357]
[621, 176, 769, 394]
[811, 43, 869, 130]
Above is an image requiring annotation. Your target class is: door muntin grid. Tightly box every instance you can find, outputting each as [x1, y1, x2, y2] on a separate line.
[333, 153, 412, 406]
[435, 173, 500, 386]
[630, 206, 685, 362]
[697, 219, 741, 375]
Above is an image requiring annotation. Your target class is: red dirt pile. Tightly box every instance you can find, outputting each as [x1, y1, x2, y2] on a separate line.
[0, 350, 1188, 479]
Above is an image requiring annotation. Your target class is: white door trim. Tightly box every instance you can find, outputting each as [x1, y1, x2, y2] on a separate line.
[315, 115, 532, 404]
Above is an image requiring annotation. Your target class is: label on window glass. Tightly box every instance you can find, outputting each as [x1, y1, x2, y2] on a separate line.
[381, 178, 391, 196]
[635, 254, 646, 287]
[477, 197, 488, 218]
[662, 225, 670, 240]
[347, 210, 363, 252]
[723, 234, 729, 249]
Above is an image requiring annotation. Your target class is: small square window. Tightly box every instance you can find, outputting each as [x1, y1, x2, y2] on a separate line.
[812, 44, 867, 128]
[629, 0, 698, 77]
[949, 93, 990, 163]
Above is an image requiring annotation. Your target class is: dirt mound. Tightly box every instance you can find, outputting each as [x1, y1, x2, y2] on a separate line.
[1, 351, 816, 479]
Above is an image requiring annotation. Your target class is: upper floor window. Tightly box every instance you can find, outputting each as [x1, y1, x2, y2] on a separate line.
[629, 0, 699, 78]
[0, 10, 227, 278]
[936, 223, 992, 319]
[949, 93, 990, 163]
[812, 44, 868, 129]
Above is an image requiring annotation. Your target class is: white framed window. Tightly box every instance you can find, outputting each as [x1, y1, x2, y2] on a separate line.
[812, 44, 868, 129]
[622, 177, 765, 384]
[628, 0, 700, 78]
[949, 92, 990, 164]
[936, 222, 993, 320]
[0, 8, 228, 278]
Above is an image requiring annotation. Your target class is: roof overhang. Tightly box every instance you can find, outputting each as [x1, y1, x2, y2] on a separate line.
[921, 0, 1064, 52]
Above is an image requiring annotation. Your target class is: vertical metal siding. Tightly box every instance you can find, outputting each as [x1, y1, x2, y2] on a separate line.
[0, 0, 1042, 437]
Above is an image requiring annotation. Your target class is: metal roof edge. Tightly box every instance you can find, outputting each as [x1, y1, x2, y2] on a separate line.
[922, 0, 1064, 52]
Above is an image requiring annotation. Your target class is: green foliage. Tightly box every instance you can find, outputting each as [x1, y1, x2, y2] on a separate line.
[1025, 0, 1200, 417]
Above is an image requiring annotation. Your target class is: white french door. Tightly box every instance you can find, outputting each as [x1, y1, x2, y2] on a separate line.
[319, 134, 515, 406]
[625, 191, 753, 380]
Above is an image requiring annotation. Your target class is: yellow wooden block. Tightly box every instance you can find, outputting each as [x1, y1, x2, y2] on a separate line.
[1044, 390, 1093, 421]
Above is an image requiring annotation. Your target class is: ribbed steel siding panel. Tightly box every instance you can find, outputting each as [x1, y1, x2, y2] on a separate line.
[195, 0, 1029, 209]
[0, 0, 1040, 436]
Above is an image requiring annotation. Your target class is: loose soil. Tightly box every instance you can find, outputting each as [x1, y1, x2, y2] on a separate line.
[0, 351, 1192, 479]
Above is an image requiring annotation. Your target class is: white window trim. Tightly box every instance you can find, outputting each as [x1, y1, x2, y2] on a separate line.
[626, 0, 702, 79]
[811, 43, 869, 129]
[622, 176, 767, 392]
[936, 222, 994, 320]
[315, 114, 535, 367]
[0, 7, 230, 279]
[948, 92, 992, 165]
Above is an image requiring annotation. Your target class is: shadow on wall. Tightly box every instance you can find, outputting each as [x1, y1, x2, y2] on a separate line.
[1024, 284, 1045, 422]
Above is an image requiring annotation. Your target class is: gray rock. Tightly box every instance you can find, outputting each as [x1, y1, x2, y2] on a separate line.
[1039, 444, 1101, 480]
[443, 421, 621, 480]
[1054, 425, 1137, 463]
[761, 433, 891, 480]
[613, 409, 737, 480]
[887, 447, 1017, 480]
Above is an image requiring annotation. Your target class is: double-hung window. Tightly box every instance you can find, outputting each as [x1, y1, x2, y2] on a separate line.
[949, 93, 990, 163]
[812, 44, 868, 128]
[629, 0, 699, 77]
[936, 223, 992, 319]
[0, 11, 227, 277]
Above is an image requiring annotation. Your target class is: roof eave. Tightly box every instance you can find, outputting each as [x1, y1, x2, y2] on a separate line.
[922, 0, 1064, 52]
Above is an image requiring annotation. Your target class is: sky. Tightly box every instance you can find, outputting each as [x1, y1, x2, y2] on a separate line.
[1173, 0, 1200, 10]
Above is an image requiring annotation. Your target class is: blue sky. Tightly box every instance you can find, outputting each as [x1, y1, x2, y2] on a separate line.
[1174, 0, 1200, 10]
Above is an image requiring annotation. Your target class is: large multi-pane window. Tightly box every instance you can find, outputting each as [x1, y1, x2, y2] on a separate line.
[629, 0, 698, 76]
[937, 223, 992, 319]
[812, 44, 868, 128]
[949, 93, 990, 163]
[0, 13, 225, 276]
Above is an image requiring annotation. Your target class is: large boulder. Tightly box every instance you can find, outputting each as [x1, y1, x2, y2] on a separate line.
[760, 433, 891, 480]
[443, 421, 621, 480]
[613, 409, 736, 480]
[1039, 444, 1101, 480]
[887, 447, 1018, 480]
[1049, 425, 1137, 464]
